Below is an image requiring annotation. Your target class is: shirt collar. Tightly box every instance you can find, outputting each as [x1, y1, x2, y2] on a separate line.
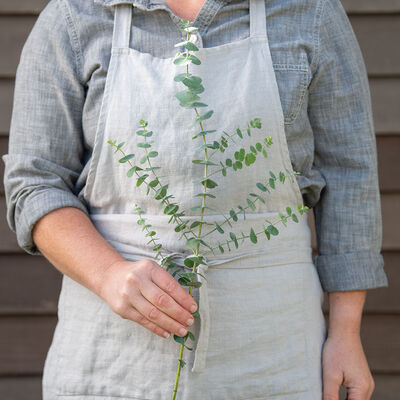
[94, 0, 153, 7]
[94, 0, 230, 8]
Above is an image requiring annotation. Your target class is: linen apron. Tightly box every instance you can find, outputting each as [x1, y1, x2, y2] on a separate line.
[42, 0, 327, 399]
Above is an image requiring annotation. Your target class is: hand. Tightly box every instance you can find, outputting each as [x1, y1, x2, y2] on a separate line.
[322, 333, 375, 400]
[97, 258, 198, 339]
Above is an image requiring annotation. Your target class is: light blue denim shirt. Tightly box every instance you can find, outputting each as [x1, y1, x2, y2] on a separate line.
[2, 0, 389, 292]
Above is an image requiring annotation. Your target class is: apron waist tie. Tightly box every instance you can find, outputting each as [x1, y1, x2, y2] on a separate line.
[91, 213, 313, 374]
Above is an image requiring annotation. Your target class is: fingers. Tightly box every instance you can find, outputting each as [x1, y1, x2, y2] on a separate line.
[120, 304, 171, 339]
[345, 377, 375, 400]
[128, 284, 190, 338]
[140, 279, 195, 329]
[150, 263, 198, 314]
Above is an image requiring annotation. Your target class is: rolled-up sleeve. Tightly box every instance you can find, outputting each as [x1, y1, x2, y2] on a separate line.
[308, 0, 389, 292]
[2, 0, 89, 256]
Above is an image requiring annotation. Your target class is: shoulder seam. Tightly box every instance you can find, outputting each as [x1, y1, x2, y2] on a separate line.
[56, 0, 84, 85]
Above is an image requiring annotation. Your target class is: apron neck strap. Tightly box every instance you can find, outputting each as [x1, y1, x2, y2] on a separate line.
[112, 4, 132, 49]
[112, 0, 268, 49]
[250, 0, 267, 38]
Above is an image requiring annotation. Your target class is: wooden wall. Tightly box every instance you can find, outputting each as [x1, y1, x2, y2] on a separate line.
[0, 1, 399, 399]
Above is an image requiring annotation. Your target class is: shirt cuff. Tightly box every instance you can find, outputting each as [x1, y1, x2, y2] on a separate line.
[314, 251, 389, 292]
[15, 189, 89, 256]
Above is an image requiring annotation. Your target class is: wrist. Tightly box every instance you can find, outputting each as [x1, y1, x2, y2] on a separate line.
[94, 256, 126, 299]
[327, 290, 366, 338]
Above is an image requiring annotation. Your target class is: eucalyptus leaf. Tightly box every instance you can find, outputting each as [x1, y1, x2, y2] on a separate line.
[247, 198, 256, 211]
[189, 54, 201, 65]
[244, 152, 256, 166]
[256, 182, 267, 192]
[136, 174, 149, 186]
[215, 222, 224, 234]
[192, 159, 218, 166]
[249, 228, 257, 244]
[137, 143, 151, 148]
[229, 209, 238, 222]
[269, 178, 275, 189]
[267, 225, 279, 236]
[119, 154, 134, 163]
[229, 232, 238, 248]
[192, 129, 216, 139]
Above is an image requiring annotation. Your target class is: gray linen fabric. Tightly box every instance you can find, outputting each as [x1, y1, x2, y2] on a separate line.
[2, 0, 389, 292]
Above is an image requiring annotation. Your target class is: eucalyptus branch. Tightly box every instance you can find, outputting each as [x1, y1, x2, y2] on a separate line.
[105, 17, 312, 400]
[206, 119, 262, 160]
[202, 204, 309, 256]
[132, 203, 165, 261]
[201, 169, 299, 239]
[135, 121, 202, 240]
[107, 141, 201, 241]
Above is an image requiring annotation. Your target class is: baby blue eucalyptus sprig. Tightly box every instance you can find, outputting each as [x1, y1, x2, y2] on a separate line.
[106, 18, 309, 400]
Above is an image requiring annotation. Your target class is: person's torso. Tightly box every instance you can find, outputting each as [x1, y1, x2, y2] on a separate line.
[65, 0, 326, 209]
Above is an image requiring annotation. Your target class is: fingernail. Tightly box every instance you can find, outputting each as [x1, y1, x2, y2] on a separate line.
[190, 304, 197, 313]
[163, 331, 170, 338]
[186, 317, 194, 326]
[179, 327, 187, 336]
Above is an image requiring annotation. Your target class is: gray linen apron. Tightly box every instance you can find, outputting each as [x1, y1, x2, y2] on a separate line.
[42, 0, 327, 398]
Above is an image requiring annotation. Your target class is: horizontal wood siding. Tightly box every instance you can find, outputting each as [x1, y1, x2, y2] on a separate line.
[0, 1, 399, 399]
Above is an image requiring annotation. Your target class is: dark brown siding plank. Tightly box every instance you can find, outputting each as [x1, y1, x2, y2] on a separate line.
[0, 1, 49, 15]
[0, 79, 14, 134]
[0, 197, 19, 253]
[0, 255, 62, 314]
[360, 315, 400, 373]
[0, 316, 56, 375]
[380, 194, 400, 251]
[370, 78, 400, 133]
[342, 0, 400, 14]
[0, 136, 7, 194]
[0, 377, 42, 400]
[377, 135, 400, 193]
[349, 15, 400, 76]
[0, 16, 36, 78]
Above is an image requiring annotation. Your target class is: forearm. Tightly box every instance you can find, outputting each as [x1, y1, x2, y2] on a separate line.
[32, 206, 125, 297]
[327, 290, 367, 337]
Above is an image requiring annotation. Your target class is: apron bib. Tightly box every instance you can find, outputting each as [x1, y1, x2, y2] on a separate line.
[42, 1, 327, 399]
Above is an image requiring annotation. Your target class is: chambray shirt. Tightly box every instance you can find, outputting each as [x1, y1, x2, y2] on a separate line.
[2, 0, 389, 292]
